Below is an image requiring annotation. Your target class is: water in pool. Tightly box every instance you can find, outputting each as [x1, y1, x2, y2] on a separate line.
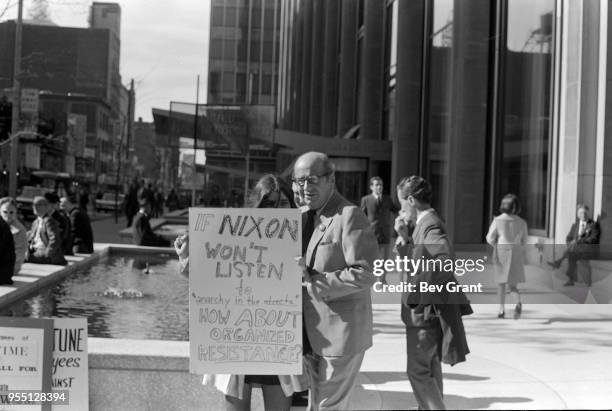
[8, 252, 189, 341]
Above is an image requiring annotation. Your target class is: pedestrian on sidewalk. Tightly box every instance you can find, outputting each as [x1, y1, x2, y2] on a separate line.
[360, 176, 400, 285]
[396, 175, 471, 410]
[486, 194, 527, 319]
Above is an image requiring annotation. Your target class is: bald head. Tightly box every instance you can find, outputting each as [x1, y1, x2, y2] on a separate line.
[293, 152, 335, 210]
[294, 152, 335, 176]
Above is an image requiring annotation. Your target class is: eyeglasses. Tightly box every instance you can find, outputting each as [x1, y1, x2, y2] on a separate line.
[292, 172, 332, 187]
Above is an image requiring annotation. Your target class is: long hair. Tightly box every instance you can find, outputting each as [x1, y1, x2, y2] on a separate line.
[249, 174, 297, 209]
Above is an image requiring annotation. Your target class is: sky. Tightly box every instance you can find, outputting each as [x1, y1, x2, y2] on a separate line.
[1, 0, 211, 122]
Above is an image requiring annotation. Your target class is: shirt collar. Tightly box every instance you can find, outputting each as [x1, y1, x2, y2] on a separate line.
[416, 208, 435, 225]
[315, 190, 335, 217]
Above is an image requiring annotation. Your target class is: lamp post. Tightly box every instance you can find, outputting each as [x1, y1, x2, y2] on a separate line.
[8, 0, 23, 198]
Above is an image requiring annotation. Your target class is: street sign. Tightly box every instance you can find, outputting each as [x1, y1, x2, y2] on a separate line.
[20, 88, 39, 114]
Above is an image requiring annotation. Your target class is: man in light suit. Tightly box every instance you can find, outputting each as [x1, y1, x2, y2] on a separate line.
[395, 176, 471, 410]
[293, 152, 378, 411]
[361, 176, 399, 283]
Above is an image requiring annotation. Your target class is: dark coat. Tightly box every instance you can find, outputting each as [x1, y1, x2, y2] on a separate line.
[69, 207, 94, 253]
[50, 209, 73, 256]
[0, 218, 16, 281]
[360, 194, 399, 244]
[26, 214, 67, 265]
[400, 210, 471, 366]
[566, 219, 600, 259]
[132, 211, 170, 247]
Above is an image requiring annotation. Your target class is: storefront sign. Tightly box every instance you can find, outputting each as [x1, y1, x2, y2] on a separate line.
[189, 208, 302, 375]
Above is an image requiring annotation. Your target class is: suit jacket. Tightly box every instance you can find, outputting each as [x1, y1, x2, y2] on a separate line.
[566, 218, 600, 258]
[0, 218, 16, 279]
[69, 207, 94, 253]
[51, 209, 73, 256]
[360, 194, 399, 244]
[303, 191, 378, 356]
[399, 210, 471, 366]
[132, 211, 169, 247]
[26, 214, 66, 265]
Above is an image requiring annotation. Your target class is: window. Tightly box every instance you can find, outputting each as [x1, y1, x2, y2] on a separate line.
[212, 6, 224, 26]
[498, 0, 555, 231]
[210, 39, 223, 59]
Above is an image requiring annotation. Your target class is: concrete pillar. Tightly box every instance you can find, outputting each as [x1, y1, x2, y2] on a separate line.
[337, 0, 358, 137]
[358, 0, 385, 141]
[392, 0, 425, 189]
[445, 0, 491, 243]
[290, 1, 304, 131]
[299, 0, 313, 132]
[308, 0, 324, 135]
[599, 0, 612, 251]
[321, 0, 339, 137]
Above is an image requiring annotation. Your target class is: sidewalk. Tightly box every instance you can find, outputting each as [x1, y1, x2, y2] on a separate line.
[347, 303, 612, 410]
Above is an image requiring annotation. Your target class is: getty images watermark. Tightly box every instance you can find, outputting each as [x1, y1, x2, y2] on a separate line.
[371, 256, 488, 293]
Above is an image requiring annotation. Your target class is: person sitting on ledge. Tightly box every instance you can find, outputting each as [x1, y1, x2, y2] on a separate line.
[548, 204, 600, 286]
[132, 198, 170, 247]
[26, 196, 67, 265]
[60, 194, 94, 254]
[0, 211, 16, 285]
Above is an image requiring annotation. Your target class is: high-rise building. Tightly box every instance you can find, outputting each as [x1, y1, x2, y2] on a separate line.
[207, 0, 281, 105]
[276, 0, 612, 249]
[0, 2, 132, 190]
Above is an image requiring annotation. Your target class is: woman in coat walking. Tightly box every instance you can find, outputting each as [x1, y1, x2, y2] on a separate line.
[486, 194, 528, 319]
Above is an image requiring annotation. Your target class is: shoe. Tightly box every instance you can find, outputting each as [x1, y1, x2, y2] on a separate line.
[547, 260, 561, 269]
[513, 302, 522, 320]
[497, 311, 505, 319]
[563, 280, 575, 286]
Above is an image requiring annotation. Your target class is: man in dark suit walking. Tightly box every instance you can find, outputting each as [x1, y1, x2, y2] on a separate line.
[548, 204, 600, 286]
[361, 177, 399, 284]
[395, 176, 471, 410]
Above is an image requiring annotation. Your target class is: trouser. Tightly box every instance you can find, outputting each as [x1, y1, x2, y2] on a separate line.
[405, 325, 446, 410]
[304, 351, 365, 411]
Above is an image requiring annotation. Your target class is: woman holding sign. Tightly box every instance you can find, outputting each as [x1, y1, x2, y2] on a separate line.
[175, 174, 306, 411]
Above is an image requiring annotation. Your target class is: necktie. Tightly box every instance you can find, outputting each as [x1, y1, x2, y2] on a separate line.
[301, 209, 316, 356]
[579, 222, 585, 236]
[302, 210, 316, 256]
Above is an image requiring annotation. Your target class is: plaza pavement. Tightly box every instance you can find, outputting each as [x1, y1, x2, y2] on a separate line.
[3, 216, 610, 410]
[89, 215, 612, 410]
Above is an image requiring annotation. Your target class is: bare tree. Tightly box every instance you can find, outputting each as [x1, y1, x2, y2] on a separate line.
[28, 0, 51, 22]
[0, 1, 17, 20]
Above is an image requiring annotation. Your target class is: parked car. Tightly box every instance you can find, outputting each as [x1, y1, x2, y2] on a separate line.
[95, 193, 125, 213]
[16, 186, 53, 219]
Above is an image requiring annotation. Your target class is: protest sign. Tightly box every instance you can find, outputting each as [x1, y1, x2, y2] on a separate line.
[51, 318, 88, 411]
[0, 317, 54, 411]
[189, 208, 302, 375]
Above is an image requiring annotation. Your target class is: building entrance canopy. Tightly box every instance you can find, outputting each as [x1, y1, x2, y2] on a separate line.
[153, 104, 275, 152]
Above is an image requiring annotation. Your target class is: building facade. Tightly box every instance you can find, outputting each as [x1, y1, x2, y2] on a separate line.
[208, 0, 281, 105]
[276, 0, 612, 248]
[0, 2, 131, 193]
